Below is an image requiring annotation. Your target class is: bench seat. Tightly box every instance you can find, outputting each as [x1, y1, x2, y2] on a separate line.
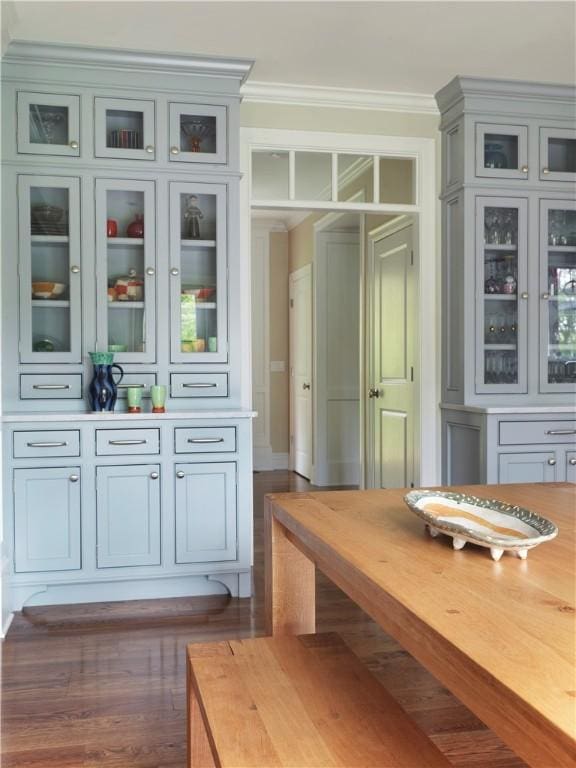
[187, 631, 451, 767]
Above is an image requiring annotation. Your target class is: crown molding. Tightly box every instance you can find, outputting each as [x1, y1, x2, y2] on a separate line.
[241, 81, 438, 114]
[436, 75, 576, 113]
[3, 40, 254, 82]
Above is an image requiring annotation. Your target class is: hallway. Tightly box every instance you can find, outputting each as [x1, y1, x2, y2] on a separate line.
[1, 472, 525, 767]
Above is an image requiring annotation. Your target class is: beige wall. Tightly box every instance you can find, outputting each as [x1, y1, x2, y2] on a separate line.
[268, 231, 290, 454]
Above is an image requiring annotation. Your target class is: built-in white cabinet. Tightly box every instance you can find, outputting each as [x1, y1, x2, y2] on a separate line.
[436, 77, 575, 484]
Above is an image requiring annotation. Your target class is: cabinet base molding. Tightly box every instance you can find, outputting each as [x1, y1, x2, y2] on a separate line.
[10, 572, 252, 610]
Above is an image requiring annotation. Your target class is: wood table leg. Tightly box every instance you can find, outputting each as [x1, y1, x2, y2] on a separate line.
[264, 496, 316, 636]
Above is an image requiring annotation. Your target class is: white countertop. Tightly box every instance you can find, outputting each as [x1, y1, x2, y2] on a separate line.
[2, 409, 257, 423]
[440, 403, 576, 415]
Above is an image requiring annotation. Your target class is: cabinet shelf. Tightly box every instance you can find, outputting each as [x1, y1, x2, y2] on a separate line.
[108, 301, 145, 309]
[484, 343, 517, 350]
[548, 245, 576, 253]
[483, 243, 517, 251]
[195, 302, 217, 310]
[181, 239, 216, 248]
[107, 238, 144, 247]
[484, 294, 517, 301]
[31, 235, 69, 244]
[549, 344, 576, 351]
[31, 299, 70, 308]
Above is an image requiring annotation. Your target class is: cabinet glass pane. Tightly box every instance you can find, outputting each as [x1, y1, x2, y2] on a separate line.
[179, 193, 218, 354]
[294, 152, 332, 201]
[178, 112, 217, 155]
[106, 109, 144, 150]
[338, 154, 373, 202]
[546, 208, 576, 384]
[106, 190, 147, 353]
[484, 133, 518, 170]
[252, 151, 289, 200]
[547, 138, 576, 175]
[29, 103, 69, 146]
[30, 186, 71, 353]
[482, 206, 519, 385]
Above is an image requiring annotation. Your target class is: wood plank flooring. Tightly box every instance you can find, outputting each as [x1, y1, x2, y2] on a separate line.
[1, 471, 526, 768]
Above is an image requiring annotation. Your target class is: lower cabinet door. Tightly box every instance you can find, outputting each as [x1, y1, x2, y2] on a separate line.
[96, 464, 161, 568]
[175, 462, 237, 563]
[14, 466, 81, 572]
[498, 452, 558, 484]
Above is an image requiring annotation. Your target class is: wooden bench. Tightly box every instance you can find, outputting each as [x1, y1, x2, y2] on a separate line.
[187, 632, 452, 767]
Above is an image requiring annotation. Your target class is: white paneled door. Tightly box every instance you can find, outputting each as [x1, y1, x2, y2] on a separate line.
[366, 222, 416, 489]
[290, 265, 313, 479]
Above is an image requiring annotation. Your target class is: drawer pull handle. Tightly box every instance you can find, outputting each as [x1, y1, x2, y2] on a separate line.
[545, 429, 576, 436]
[32, 384, 71, 390]
[117, 383, 145, 389]
[69, 474, 79, 483]
[182, 382, 218, 388]
[187, 437, 224, 444]
[109, 439, 148, 446]
[26, 441, 68, 448]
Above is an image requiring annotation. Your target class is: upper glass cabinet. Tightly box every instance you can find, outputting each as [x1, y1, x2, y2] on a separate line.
[475, 123, 528, 180]
[95, 179, 156, 363]
[169, 182, 227, 362]
[17, 92, 80, 157]
[540, 201, 576, 392]
[476, 197, 528, 394]
[17, 175, 82, 363]
[94, 97, 155, 160]
[168, 103, 227, 164]
[540, 128, 576, 182]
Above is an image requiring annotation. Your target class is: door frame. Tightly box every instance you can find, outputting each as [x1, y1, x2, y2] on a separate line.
[240, 127, 439, 485]
[289, 264, 313, 477]
[365, 216, 418, 487]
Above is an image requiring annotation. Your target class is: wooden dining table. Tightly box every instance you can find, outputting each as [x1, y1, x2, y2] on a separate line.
[264, 482, 576, 768]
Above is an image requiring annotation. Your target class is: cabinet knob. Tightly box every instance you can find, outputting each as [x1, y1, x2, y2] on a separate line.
[69, 140, 79, 150]
[542, 167, 550, 175]
[547, 458, 556, 466]
[521, 165, 528, 173]
[145, 145, 154, 154]
[69, 474, 79, 483]
[70, 265, 80, 274]
[170, 267, 179, 276]
[176, 471, 185, 479]
[569, 458, 576, 466]
[520, 292, 528, 299]
[542, 292, 550, 300]
[146, 267, 155, 276]
[150, 472, 159, 480]
[170, 146, 180, 155]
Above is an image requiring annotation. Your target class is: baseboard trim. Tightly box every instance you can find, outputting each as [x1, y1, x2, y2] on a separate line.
[254, 446, 290, 471]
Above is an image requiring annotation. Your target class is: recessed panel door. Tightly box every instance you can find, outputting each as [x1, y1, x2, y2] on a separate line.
[94, 97, 156, 160]
[14, 467, 81, 572]
[289, 265, 313, 479]
[168, 102, 227, 164]
[498, 452, 558, 484]
[96, 464, 161, 568]
[175, 462, 237, 563]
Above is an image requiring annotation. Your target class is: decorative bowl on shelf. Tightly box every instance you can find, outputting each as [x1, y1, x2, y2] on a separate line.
[403, 489, 558, 561]
[32, 335, 62, 352]
[31, 204, 64, 224]
[31, 281, 66, 299]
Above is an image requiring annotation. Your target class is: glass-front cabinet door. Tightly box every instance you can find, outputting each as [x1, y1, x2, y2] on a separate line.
[18, 175, 82, 363]
[475, 123, 528, 180]
[476, 197, 528, 394]
[540, 201, 576, 392]
[169, 182, 227, 363]
[94, 98, 155, 161]
[540, 128, 576, 182]
[168, 103, 227, 164]
[95, 179, 156, 363]
[17, 92, 80, 157]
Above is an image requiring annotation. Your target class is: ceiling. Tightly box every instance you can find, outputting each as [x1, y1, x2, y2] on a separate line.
[3, 1, 575, 95]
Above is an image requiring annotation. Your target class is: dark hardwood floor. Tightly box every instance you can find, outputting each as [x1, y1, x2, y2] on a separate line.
[1, 471, 526, 767]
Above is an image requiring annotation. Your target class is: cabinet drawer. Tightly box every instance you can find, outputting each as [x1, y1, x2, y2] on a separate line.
[20, 374, 83, 399]
[171, 373, 228, 398]
[499, 420, 576, 445]
[175, 426, 236, 454]
[13, 430, 80, 458]
[116, 373, 157, 399]
[96, 428, 160, 456]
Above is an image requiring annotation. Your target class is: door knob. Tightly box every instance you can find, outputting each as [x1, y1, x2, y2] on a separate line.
[302, 382, 311, 390]
[170, 267, 179, 276]
[542, 167, 550, 175]
[542, 292, 550, 300]
[520, 292, 528, 299]
[368, 388, 381, 398]
[150, 472, 159, 480]
[146, 267, 155, 276]
[569, 458, 576, 466]
[547, 458, 556, 466]
[69, 474, 79, 483]
[70, 265, 80, 274]
[521, 165, 528, 173]
[176, 471, 185, 479]
[170, 146, 180, 155]
[145, 145, 154, 154]
[69, 140, 79, 150]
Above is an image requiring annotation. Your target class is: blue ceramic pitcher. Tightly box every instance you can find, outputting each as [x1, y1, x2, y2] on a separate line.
[88, 352, 124, 411]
